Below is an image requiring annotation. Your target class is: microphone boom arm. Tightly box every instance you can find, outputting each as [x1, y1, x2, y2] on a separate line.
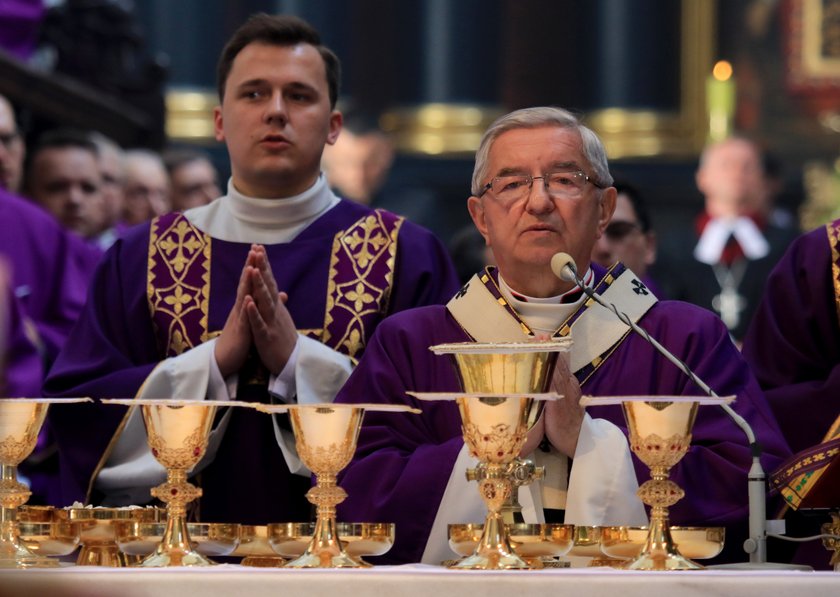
[558, 257, 768, 564]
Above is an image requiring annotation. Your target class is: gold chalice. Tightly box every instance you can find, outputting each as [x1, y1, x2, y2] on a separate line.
[622, 398, 700, 570]
[103, 399, 253, 567]
[255, 403, 418, 568]
[418, 341, 569, 570]
[822, 512, 840, 571]
[0, 398, 90, 568]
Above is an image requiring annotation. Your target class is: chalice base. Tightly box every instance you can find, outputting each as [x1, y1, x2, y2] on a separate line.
[139, 547, 214, 567]
[0, 539, 60, 568]
[284, 549, 367, 569]
[624, 537, 703, 571]
[449, 517, 530, 570]
[77, 544, 134, 567]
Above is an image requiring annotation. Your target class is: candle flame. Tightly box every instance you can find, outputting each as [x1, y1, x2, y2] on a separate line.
[712, 60, 733, 82]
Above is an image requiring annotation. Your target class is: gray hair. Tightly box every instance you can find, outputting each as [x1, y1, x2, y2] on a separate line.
[471, 106, 613, 196]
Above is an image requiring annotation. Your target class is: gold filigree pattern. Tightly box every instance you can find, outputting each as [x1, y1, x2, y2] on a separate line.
[821, 512, 840, 569]
[0, 435, 38, 464]
[0, 478, 30, 509]
[321, 210, 403, 359]
[295, 436, 355, 476]
[637, 479, 685, 508]
[629, 432, 693, 468]
[462, 422, 526, 464]
[147, 215, 211, 357]
[827, 221, 840, 328]
[147, 427, 207, 470]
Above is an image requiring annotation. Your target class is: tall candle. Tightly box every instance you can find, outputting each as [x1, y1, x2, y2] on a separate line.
[706, 60, 736, 141]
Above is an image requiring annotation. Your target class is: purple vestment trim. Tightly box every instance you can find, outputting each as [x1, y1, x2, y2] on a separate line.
[826, 221, 840, 329]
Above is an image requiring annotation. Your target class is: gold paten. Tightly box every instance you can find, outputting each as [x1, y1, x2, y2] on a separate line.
[622, 399, 702, 570]
[448, 523, 573, 568]
[0, 398, 90, 568]
[600, 526, 724, 563]
[269, 522, 395, 562]
[64, 505, 162, 566]
[116, 521, 240, 558]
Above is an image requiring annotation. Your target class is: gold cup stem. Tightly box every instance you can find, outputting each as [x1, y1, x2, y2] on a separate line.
[0, 464, 57, 568]
[141, 468, 211, 567]
[285, 472, 364, 568]
[451, 466, 529, 570]
[627, 464, 702, 571]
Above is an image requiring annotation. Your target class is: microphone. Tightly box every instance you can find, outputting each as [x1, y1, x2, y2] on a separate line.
[551, 252, 771, 566]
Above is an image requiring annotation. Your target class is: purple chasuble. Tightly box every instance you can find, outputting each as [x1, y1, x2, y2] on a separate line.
[1, 190, 101, 506]
[0, 190, 102, 361]
[1, 282, 43, 397]
[44, 199, 459, 524]
[335, 265, 790, 565]
[742, 222, 840, 570]
[743, 222, 840, 454]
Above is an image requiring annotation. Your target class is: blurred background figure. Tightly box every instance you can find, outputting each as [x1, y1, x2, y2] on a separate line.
[653, 136, 798, 344]
[121, 149, 170, 226]
[24, 128, 104, 240]
[162, 147, 220, 211]
[448, 224, 496, 286]
[321, 109, 394, 205]
[591, 181, 661, 296]
[88, 132, 126, 250]
[0, 94, 26, 194]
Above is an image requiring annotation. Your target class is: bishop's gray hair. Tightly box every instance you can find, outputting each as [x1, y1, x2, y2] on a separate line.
[471, 106, 613, 196]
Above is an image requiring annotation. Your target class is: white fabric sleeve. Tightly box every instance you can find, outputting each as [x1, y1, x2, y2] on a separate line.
[96, 339, 234, 504]
[421, 444, 483, 565]
[269, 334, 354, 475]
[564, 414, 648, 526]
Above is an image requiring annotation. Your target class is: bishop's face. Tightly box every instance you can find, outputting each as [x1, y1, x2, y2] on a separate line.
[468, 125, 615, 297]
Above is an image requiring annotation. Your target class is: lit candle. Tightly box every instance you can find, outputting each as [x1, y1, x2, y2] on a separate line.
[706, 60, 736, 141]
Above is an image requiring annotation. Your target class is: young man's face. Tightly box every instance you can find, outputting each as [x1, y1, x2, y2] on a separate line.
[215, 42, 341, 199]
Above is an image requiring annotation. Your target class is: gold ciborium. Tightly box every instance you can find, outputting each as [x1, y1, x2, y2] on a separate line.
[0, 398, 90, 568]
[103, 399, 244, 567]
[255, 403, 418, 568]
[420, 341, 569, 570]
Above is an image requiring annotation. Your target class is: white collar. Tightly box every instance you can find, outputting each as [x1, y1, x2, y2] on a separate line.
[694, 216, 769, 264]
[497, 269, 592, 335]
[224, 174, 334, 227]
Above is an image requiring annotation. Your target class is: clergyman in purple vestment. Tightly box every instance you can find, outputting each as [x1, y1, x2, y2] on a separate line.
[743, 220, 840, 569]
[44, 15, 459, 526]
[335, 107, 790, 566]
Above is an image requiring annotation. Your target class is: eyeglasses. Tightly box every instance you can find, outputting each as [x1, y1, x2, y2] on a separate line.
[604, 220, 642, 241]
[0, 130, 20, 149]
[478, 170, 606, 202]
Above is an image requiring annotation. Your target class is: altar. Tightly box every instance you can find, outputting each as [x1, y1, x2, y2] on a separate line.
[2, 564, 840, 597]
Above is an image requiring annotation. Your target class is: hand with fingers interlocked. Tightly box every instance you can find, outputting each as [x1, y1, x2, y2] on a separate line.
[244, 245, 298, 375]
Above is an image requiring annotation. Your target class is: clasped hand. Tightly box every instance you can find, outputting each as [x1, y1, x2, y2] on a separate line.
[520, 348, 585, 459]
[214, 245, 298, 378]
